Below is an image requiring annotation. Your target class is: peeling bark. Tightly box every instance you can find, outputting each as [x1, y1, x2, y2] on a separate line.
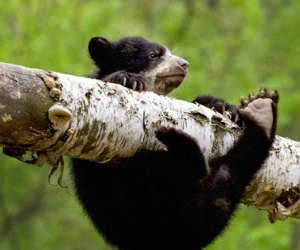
[0, 62, 300, 222]
[0, 63, 53, 146]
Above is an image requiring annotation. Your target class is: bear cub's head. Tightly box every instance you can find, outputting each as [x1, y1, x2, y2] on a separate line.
[88, 36, 189, 95]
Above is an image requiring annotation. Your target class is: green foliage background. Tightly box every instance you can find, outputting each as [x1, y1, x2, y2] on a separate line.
[0, 0, 300, 249]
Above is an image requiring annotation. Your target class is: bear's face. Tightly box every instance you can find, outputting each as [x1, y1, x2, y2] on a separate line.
[88, 36, 189, 95]
[143, 48, 189, 95]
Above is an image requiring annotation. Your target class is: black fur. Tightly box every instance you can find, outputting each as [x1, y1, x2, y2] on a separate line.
[89, 36, 166, 75]
[71, 36, 278, 250]
[72, 91, 277, 250]
[193, 95, 238, 122]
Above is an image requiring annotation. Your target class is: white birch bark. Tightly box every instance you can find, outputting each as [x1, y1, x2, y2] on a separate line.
[0, 62, 299, 222]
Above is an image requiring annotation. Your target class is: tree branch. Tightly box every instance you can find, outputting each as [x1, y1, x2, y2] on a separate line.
[0, 62, 300, 222]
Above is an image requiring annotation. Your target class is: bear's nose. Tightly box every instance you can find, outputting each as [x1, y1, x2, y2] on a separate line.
[178, 59, 189, 70]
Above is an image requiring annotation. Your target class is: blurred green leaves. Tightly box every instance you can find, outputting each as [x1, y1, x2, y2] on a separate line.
[0, 1, 300, 249]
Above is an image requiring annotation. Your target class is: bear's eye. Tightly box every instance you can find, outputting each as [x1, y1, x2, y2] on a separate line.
[149, 51, 160, 60]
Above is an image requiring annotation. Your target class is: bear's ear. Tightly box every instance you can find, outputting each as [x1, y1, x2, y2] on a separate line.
[88, 37, 115, 66]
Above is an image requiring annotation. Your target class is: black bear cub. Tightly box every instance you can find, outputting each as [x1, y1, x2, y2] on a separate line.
[88, 36, 189, 95]
[71, 36, 278, 250]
